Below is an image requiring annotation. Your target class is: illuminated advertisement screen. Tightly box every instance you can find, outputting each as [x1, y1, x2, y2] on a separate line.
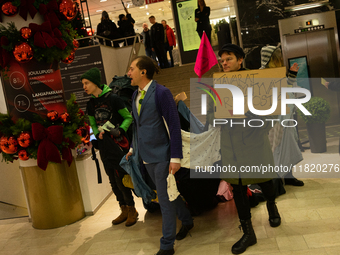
[288, 56, 311, 91]
[176, 0, 201, 51]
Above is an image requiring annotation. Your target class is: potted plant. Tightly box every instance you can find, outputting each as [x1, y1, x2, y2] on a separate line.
[214, 19, 231, 49]
[0, 95, 88, 229]
[297, 96, 331, 153]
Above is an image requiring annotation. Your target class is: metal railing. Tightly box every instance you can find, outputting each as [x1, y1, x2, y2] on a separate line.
[76, 34, 142, 74]
[76, 34, 141, 48]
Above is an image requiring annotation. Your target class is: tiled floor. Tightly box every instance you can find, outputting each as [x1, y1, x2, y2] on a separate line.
[0, 202, 28, 220]
[1, 137, 340, 255]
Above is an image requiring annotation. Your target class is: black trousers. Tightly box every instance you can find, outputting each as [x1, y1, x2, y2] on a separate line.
[231, 179, 276, 221]
[198, 29, 211, 44]
[154, 43, 169, 68]
[103, 166, 134, 207]
[164, 42, 174, 67]
[99, 133, 134, 207]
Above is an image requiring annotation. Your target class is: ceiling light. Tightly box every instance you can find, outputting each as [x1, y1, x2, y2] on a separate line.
[284, 0, 329, 11]
[100, 0, 107, 2]
[140, 6, 145, 8]
[96, 10, 102, 12]
[145, 5, 148, 9]
[146, 12, 149, 15]
[127, 3, 130, 8]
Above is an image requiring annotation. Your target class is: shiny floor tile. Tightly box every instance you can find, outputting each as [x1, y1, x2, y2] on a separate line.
[2, 144, 340, 255]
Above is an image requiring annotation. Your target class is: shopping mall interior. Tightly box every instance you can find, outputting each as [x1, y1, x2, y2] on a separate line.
[1, 0, 340, 254]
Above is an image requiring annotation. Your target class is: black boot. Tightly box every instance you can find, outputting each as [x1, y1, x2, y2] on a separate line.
[266, 201, 281, 227]
[231, 219, 257, 254]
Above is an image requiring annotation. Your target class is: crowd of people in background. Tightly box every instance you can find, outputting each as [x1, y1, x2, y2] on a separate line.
[93, 0, 217, 70]
[95, 0, 214, 69]
[96, 6, 136, 47]
[96, 8, 177, 69]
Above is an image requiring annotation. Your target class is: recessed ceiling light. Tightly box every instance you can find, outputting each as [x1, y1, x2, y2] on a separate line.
[140, 6, 144, 9]
[96, 10, 102, 12]
[100, 0, 107, 2]
[145, 5, 148, 9]
[146, 12, 149, 15]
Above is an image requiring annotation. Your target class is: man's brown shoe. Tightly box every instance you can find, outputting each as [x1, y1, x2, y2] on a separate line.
[112, 205, 128, 225]
[125, 205, 138, 227]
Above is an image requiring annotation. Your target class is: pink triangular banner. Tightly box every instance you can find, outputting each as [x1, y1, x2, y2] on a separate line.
[194, 31, 218, 78]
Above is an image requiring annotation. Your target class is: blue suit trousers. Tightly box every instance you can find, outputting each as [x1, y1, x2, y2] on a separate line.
[145, 161, 193, 250]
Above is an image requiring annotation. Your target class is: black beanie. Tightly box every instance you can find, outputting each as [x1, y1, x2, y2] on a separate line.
[218, 43, 245, 58]
[81, 68, 102, 88]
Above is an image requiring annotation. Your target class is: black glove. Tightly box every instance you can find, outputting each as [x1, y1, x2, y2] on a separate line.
[107, 126, 120, 137]
[107, 126, 123, 142]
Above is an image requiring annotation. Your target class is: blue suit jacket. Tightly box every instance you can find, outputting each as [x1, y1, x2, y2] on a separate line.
[132, 80, 182, 163]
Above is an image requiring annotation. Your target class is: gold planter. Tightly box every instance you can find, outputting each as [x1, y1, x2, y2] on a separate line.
[20, 160, 85, 229]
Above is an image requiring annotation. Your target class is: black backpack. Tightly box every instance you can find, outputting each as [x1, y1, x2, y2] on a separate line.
[109, 75, 137, 112]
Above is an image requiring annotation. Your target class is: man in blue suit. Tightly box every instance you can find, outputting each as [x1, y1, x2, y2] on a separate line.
[126, 56, 193, 255]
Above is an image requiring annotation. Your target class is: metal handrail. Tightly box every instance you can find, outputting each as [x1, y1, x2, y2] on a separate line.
[76, 34, 142, 75]
[77, 34, 141, 48]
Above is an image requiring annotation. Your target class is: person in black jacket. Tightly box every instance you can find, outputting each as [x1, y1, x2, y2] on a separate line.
[195, 0, 212, 43]
[149, 15, 169, 69]
[82, 67, 138, 227]
[118, 7, 136, 46]
[96, 11, 121, 47]
[141, 23, 157, 61]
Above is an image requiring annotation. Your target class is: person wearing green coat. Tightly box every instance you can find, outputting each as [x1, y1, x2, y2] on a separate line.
[210, 44, 281, 254]
[82, 67, 138, 227]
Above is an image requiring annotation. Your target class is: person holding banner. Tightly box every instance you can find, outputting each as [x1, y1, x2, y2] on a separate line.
[208, 44, 281, 254]
[195, 0, 212, 43]
[82, 67, 139, 227]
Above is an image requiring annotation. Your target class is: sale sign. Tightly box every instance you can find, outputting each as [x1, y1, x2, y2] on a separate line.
[1, 56, 67, 121]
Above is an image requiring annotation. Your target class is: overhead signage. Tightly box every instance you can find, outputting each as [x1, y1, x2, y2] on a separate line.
[1, 57, 67, 121]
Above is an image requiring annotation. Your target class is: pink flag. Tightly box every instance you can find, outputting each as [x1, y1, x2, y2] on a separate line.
[194, 31, 218, 78]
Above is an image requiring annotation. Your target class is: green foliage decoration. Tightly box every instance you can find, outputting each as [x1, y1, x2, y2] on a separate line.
[0, 94, 87, 163]
[297, 97, 331, 124]
[0, 5, 78, 73]
[29, 21, 77, 63]
[214, 19, 228, 34]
